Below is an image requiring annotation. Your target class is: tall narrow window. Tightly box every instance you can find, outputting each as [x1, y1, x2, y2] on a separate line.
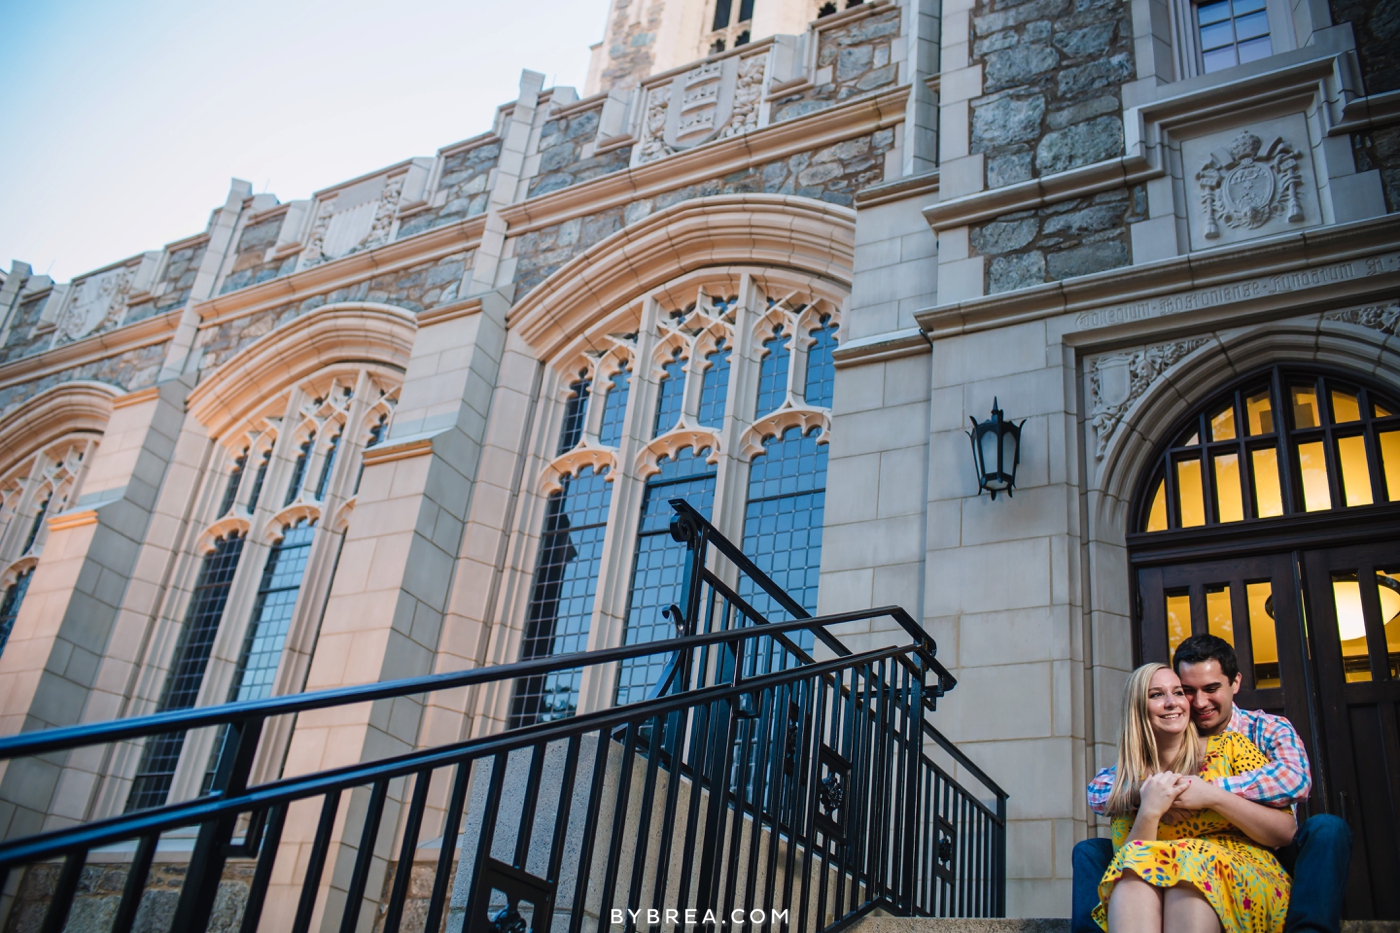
[616, 448, 717, 705]
[509, 467, 613, 727]
[697, 338, 731, 428]
[756, 325, 789, 415]
[598, 365, 631, 447]
[804, 317, 838, 408]
[738, 0, 755, 20]
[1196, 0, 1271, 72]
[314, 431, 341, 501]
[284, 434, 314, 507]
[558, 371, 591, 454]
[741, 427, 829, 651]
[712, 0, 734, 30]
[653, 348, 686, 437]
[247, 448, 271, 512]
[126, 534, 245, 811]
[218, 449, 247, 516]
[229, 522, 315, 703]
[21, 495, 49, 554]
[0, 569, 33, 657]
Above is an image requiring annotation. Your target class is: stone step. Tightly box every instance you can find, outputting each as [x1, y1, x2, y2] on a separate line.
[847, 917, 1400, 933]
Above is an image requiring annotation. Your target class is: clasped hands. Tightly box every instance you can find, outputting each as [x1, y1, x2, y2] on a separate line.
[1138, 772, 1223, 822]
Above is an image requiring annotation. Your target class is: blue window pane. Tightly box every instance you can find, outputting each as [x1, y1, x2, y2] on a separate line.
[247, 449, 271, 511]
[126, 534, 245, 811]
[756, 325, 790, 416]
[1234, 10, 1268, 38]
[1202, 44, 1237, 71]
[1232, 0, 1266, 14]
[0, 569, 34, 657]
[230, 522, 315, 703]
[740, 428, 828, 655]
[558, 373, 591, 454]
[1197, 1, 1232, 24]
[1236, 33, 1272, 60]
[219, 450, 247, 516]
[314, 432, 341, 500]
[284, 434, 314, 507]
[1199, 18, 1235, 49]
[698, 338, 731, 428]
[803, 317, 838, 408]
[598, 366, 631, 447]
[510, 467, 613, 726]
[616, 448, 716, 705]
[653, 348, 686, 438]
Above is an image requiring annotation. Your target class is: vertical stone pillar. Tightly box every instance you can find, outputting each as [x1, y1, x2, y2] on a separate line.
[0, 379, 189, 836]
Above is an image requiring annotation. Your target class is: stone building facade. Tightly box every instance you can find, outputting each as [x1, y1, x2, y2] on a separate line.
[0, 0, 1397, 923]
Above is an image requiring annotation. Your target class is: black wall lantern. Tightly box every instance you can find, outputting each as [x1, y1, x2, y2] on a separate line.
[967, 398, 1024, 499]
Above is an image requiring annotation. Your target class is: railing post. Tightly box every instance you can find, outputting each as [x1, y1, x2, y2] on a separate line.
[169, 716, 263, 932]
[900, 659, 925, 913]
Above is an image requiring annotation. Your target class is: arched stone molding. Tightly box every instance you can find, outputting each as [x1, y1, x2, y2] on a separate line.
[739, 409, 831, 461]
[196, 517, 251, 555]
[510, 194, 857, 362]
[1090, 314, 1400, 546]
[635, 429, 722, 479]
[261, 504, 322, 543]
[0, 382, 116, 481]
[1, 556, 38, 589]
[187, 302, 415, 442]
[330, 499, 356, 533]
[539, 446, 618, 495]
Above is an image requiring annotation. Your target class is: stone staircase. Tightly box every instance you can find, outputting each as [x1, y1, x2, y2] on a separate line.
[847, 914, 1400, 932]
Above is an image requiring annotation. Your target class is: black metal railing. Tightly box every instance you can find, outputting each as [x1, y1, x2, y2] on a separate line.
[0, 500, 1006, 932]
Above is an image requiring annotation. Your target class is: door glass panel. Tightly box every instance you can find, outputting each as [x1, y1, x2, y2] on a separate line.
[1213, 453, 1244, 522]
[1380, 430, 1400, 502]
[1380, 568, 1400, 679]
[1210, 405, 1237, 441]
[1376, 402, 1394, 418]
[1146, 479, 1168, 532]
[1246, 390, 1274, 435]
[1247, 581, 1279, 688]
[1336, 435, 1373, 507]
[1331, 390, 1362, 423]
[1331, 571, 1372, 683]
[1250, 446, 1284, 517]
[1167, 592, 1192, 658]
[1177, 458, 1206, 527]
[1291, 384, 1321, 428]
[1297, 440, 1330, 511]
[1206, 584, 1233, 643]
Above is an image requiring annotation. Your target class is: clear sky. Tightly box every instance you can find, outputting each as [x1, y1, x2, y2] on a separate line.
[0, 0, 605, 283]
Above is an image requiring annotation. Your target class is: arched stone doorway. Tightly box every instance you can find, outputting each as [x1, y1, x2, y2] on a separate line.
[1127, 364, 1400, 918]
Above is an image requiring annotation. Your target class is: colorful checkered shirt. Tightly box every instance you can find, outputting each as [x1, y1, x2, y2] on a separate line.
[1087, 706, 1312, 814]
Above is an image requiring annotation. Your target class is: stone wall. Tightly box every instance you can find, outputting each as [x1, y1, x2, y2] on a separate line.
[509, 129, 894, 293]
[0, 294, 53, 365]
[528, 107, 633, 198]
[773, 7, 902, 122]
[5, 861, 254, 933]
[220, 215, 294, 295]
[196, 250, 473, 369]
[1330, 0, 1400, 94]
[0, 342, 167, 419]
[973, 184, 1146, 292]
[968, 0, 1134, 188]
[396, 142, 502, 239]
[595, 0, 665, 92]
[1354, 126, 1400, 213]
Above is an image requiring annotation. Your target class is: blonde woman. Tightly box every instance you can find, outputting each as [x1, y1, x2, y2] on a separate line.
[1094, 663, 1296, 933]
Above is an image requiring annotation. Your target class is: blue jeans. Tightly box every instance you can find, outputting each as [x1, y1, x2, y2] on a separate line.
[1070, 814, 1353, 933]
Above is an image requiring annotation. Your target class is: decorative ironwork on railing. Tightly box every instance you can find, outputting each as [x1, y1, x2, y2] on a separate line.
[0, 500, 1005, 932]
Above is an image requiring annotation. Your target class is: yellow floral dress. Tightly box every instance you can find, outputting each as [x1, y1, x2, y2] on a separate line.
[1093, 731, 1291, 933]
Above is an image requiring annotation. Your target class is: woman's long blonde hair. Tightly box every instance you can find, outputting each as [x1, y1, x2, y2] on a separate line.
[1105, 662, 1204, 817]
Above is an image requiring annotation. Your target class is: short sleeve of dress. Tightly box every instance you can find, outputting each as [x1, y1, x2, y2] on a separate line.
[1216, 730, 1269, 776]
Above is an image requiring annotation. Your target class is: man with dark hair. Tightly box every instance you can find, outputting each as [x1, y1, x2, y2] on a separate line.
[1070, 634, 1353, 933]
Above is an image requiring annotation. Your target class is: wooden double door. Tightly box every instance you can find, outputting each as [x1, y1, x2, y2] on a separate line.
[1138, 539, 1400, 918]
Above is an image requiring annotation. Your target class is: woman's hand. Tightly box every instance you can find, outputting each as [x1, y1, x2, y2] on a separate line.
[1138, 772, 1189, 819]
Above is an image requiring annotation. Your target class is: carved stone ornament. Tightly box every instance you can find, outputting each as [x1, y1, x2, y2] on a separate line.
[1196, 130, 1305, 239]
[1324, 303, 1400, 337]
[300, 199, 335, 269]
[719, 53, 765, 139]
[636, 85, 675, 164]
[1089, 338, 1210, 459]
[56, 266, 133, 344]
[364, 173, 406, 251]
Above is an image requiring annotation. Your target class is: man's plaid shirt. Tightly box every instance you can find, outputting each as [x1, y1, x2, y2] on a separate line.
[1087, 706, 1312, 814]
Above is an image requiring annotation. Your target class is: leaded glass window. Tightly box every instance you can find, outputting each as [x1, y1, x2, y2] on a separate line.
[126, 533, 245, 811]
[247, 448, 271, 512]
[804, 317, 838, 408]
[615, 448, 717, 705]
[598, 365, 631, 447]
[1196, 0, 1270, 73]
[756, 325, 789, 416]
[558, 371, 591, 454]
[314, 431, 341, 500]
[21, 495, 49, 554]
[653, 348, 686, 437]
[1139, 368, 1400, 533]
[0, 569, 33, 657]
[509, 467, 613, 727]
[698, 338, 731, 428]
[219, 450, 247, 516]
[229, 522, 315, 703]
[284, 434, 313, 507]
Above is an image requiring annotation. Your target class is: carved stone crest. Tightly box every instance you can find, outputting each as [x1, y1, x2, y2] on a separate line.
[56, 266, 133, 344]
[1196, 130, 1305, 239]
[1089, 338, 1209, 459]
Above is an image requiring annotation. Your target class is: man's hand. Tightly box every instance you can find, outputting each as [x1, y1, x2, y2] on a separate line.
[1171, 774, 1224, 810]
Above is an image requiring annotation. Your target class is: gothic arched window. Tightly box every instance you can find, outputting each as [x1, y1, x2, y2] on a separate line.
[698, 338, 731, 427]
[597, 364, 631, 447]
[0, 568, 33, 658]
[653, 348, 687, 437]
[756, 324, 789, 416]
[558, 371, 591, 454]
[230, 522, 316, 703]
[804, 317, 838, 408]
